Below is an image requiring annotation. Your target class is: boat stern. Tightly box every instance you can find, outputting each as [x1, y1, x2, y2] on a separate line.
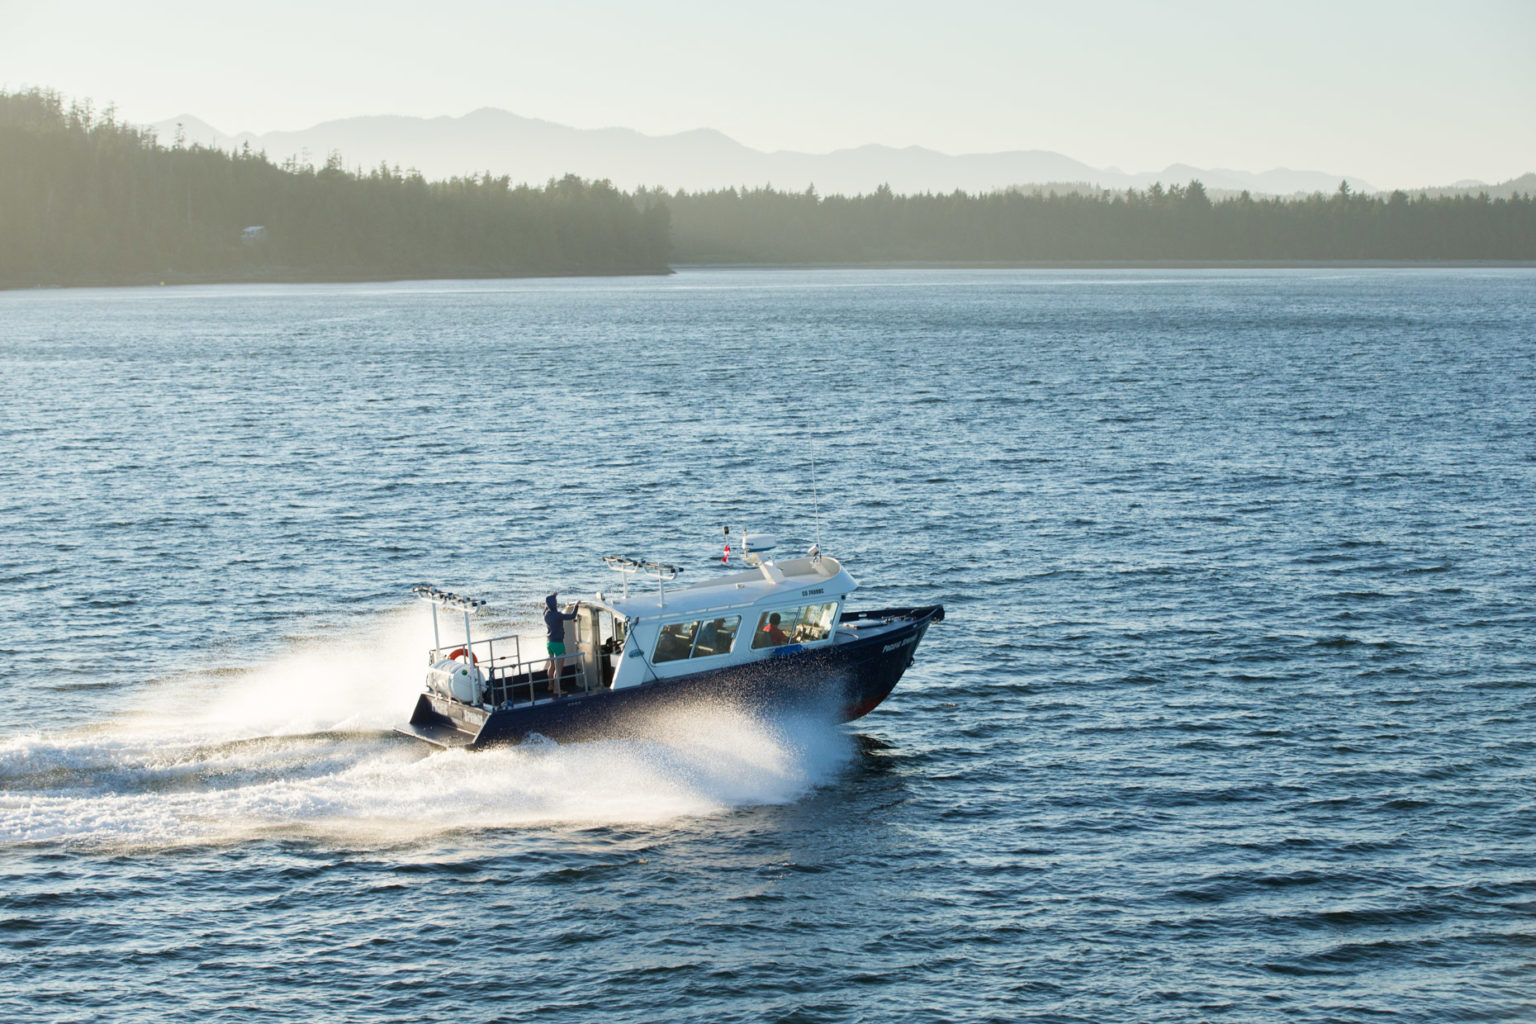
[394, 693, 485, 749]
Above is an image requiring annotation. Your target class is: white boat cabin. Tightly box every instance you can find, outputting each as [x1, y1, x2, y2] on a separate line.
[577, 554, 858, 690]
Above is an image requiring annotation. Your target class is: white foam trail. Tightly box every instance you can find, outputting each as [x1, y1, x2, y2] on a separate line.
[0, 611, 853, 849]
[117, 607, 441, 741]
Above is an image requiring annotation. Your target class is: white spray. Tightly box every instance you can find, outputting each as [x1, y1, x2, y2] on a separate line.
[0, 608, 852, 849]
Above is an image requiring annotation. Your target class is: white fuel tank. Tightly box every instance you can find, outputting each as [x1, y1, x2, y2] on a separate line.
[427, 658, 485, 704]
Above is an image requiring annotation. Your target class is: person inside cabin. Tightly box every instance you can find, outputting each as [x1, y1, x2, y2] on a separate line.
[544, 593, 581, 696]
[763, 611, 789, 647]
[696, 618, 727, 656]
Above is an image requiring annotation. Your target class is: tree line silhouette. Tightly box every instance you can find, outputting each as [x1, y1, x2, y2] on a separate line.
[660, 180, 1535, 263]
[3, 87, 1531, 289]
[0, 88, 670, 287]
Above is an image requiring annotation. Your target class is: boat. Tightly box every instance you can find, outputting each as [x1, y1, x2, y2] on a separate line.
[395, 537, 944, 749]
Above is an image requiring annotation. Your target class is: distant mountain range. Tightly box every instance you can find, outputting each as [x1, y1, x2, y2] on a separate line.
[1396, 173, 1536, 200]
[153, 108, 1519, 198]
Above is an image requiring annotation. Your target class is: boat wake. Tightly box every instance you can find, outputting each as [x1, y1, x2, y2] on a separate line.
[0, 612, 854, 850]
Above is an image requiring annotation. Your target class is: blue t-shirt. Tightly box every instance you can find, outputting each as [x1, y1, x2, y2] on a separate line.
[544, 604, 577, 642]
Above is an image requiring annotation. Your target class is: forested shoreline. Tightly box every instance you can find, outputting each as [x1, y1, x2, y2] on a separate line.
[663, 181, 1536, 264]
[2, 87, 1532, 290]
[0, 90, 671, 288]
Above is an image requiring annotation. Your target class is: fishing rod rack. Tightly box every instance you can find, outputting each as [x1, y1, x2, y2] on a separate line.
[412, 584, 488, 661]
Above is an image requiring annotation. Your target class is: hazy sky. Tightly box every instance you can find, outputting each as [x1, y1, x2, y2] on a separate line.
[4, 0, 1533, 189]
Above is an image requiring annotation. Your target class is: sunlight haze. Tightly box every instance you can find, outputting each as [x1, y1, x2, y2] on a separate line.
[3, 0, 1533, 190]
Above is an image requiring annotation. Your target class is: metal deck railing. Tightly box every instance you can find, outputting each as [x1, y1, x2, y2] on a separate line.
[428, 632, 595, 708]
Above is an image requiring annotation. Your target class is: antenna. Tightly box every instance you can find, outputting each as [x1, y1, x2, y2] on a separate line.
[811, 445, 822, 562]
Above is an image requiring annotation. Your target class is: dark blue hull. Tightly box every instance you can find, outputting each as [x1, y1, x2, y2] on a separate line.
[398, 605, 943, 749]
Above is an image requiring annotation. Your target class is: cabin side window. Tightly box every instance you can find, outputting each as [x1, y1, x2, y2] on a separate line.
[751, 602, 839, 649]
[653, 621, 699, 663]
[654, 616, 742, 662]
[691, 616, 740, 658]
[751, 609, 792, 649]
[792, 602, 838, 643]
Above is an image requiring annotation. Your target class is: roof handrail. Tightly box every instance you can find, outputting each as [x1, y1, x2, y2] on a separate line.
[602, 554, 683, 604]
[602, 554, 683, 580]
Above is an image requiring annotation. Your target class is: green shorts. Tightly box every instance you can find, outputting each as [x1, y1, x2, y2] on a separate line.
[547, 641, 566, 656]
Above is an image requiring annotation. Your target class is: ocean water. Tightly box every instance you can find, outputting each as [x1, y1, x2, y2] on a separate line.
[1, 267, 1533, 1023]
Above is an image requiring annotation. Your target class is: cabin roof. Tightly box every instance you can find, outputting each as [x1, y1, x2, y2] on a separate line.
[597, 555, 856, 620]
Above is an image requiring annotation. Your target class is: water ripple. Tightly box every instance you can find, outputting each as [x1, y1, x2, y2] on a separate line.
[0, 268, 1533, 1023]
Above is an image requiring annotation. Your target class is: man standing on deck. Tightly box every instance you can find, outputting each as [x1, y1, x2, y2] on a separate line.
[545, 593, 581, 697]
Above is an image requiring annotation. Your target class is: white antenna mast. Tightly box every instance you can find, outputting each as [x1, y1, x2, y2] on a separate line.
[811, 445, 822, 562]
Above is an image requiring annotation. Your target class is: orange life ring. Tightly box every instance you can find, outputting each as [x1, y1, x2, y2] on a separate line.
[446, 647, 479, 664]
